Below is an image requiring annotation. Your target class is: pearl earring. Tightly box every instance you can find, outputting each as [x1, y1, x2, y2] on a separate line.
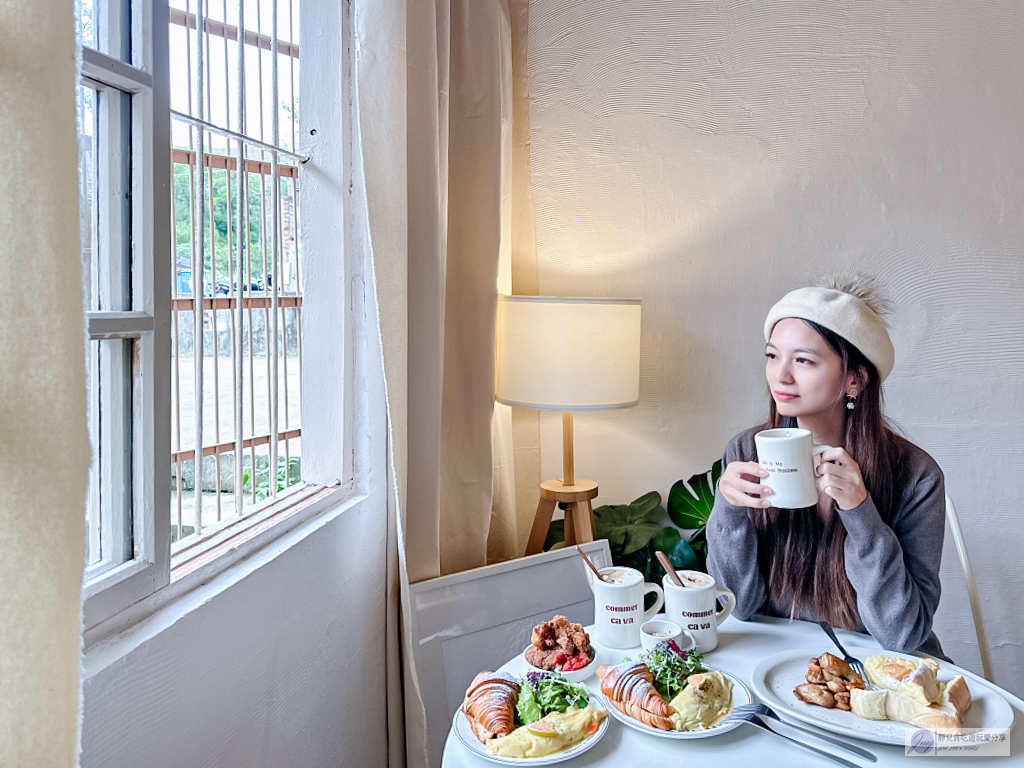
[847, 391, 857, 410]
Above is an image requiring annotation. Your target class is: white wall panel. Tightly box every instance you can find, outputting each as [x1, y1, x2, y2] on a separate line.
[528, 0, 1024, 695]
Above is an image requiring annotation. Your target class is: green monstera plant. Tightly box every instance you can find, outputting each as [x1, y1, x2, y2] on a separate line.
[666, 459, 723, 572]
[543, 461, 723, 599]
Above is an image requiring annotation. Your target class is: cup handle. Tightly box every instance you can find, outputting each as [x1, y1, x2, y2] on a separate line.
[714, 586, 736, 626]
[677, 629, 697, 653]
[643, 583, 665, 622]
[812, 443, 833, 457]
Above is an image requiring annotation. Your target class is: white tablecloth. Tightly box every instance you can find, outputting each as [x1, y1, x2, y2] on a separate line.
[442, 615, 1023, 767]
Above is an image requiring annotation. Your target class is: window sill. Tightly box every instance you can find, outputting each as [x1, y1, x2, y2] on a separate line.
[82, 481, 362, 651]
[170, 482, 335, 581]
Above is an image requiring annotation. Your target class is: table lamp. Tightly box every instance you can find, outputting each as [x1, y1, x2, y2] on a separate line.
[495, 295, 642, 556]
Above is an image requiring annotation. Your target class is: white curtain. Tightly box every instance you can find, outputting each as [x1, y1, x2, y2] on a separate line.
[353, 0, 538, 764]
[403, 0, 520, 582]
[0, 1, 89, 766]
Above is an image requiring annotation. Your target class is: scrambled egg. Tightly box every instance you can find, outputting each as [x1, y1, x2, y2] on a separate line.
[486, 706, 606, 758]
[668, 671, 733, 731]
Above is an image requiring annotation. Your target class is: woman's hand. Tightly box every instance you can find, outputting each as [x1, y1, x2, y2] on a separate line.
[815, 447, 868, 510]
[718, 461, 772, 508]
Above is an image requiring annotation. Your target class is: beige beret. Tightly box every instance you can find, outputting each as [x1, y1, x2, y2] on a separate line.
[764, 287, 895, 381]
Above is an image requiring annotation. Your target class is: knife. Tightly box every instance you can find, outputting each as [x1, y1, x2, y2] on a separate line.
[742, 716, 866, 768]
[756, 710, 877, 762]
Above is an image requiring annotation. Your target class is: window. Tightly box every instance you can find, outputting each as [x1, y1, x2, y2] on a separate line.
[78, 0, 172, 627]
[79, 0, 349, 639]
[166, 0, 304, 555]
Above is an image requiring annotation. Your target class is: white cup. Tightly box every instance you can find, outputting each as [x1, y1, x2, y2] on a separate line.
[662, 571, 736, 652]
[639, 619, 695, 653]
[754, 428, 833, 509]
[588, 566, 664, 649]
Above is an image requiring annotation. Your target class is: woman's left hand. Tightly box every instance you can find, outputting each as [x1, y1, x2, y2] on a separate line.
[815, 447, 868, 510]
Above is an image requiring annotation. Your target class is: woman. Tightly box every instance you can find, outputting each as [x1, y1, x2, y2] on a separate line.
[706, 278, 948, 658]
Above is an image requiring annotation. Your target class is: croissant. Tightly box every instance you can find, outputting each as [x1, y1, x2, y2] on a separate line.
[597, 662, 674, 731]
[462, 671, 521, 742]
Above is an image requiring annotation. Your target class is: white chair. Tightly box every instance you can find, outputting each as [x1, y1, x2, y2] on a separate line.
[944, 493, 994, 681]
[407, 540, 612, 768]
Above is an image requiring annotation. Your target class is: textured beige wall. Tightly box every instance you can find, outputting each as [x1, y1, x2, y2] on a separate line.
[527, 0, 1024, 695]
[0, 0, 89, 765]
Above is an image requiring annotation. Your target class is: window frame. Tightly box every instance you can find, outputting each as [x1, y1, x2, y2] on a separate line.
[82, 0, 359, 646]
[80, 0, 173, 630]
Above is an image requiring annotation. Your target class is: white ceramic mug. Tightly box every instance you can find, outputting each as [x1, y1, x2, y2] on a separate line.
[588, 566, 664, 649]
[662, 571, 736, 652]
[754, 428, 833, 509]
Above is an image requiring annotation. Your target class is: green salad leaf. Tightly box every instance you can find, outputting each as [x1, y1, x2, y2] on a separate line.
[514, 672, 591, 726]
[515, 684, 542, 725]
[642, 646, 705, 700]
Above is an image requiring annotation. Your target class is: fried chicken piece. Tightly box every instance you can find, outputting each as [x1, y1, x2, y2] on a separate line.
[795, 683, 836, 708]
[528, 615, 592, 669]
[806, 664, 826, 685]
[822, 669, 843, 683]
[818, 653, 855, 679]
[799, 650, 867, 710]
[810, 652, 865, 689]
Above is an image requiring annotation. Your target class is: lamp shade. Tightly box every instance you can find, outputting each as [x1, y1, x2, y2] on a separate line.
[496, 295, 642, 411]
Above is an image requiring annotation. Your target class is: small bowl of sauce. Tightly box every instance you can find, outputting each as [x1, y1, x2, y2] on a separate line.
[640, 618, 693, 653]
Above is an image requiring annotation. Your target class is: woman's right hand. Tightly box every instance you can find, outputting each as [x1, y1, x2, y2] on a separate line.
[718, 461, 772, 508]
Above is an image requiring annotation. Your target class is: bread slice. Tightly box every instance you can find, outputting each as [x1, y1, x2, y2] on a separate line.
[849, 688, 888, 720]
[864, 655, 941, 706]
[850, 674, 972, 735]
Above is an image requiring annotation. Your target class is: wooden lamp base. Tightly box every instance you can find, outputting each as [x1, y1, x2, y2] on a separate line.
[522, 412, 601, 556]
[524, 478, 599, 555]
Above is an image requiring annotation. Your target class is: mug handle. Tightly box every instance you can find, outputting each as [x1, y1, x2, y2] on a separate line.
[812, 443, 833, 457]
[677, 628, 697, 653]
[642, 583, 665, 622]
[714, 586, 736, 626]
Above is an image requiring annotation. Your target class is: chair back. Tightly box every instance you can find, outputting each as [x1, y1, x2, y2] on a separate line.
[407, 540, 611, 767]
[944, 493, 994, 681]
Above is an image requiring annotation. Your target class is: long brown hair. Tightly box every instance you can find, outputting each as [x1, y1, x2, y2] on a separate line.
[751, 320, 910, 630]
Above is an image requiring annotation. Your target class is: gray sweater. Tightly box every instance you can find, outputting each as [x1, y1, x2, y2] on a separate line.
[706, 425, 948, 660]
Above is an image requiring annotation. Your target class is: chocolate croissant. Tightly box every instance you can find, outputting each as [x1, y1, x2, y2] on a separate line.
[597, 662, 674, 730]
[462, 671, 521, 742]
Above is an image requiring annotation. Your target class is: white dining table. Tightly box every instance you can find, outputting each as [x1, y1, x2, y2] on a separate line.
[441, 615, 1024, 767]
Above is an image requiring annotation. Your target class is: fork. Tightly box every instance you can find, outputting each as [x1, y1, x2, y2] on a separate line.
[721, 709, 865, 768]
[819, 621, 880, 691]
[729, 704, 876, 762]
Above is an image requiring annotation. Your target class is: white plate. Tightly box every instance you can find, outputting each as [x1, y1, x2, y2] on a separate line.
[750, 646, 1015, 746]
[453, 706, 609, 765]
[600, 665, 753, 740]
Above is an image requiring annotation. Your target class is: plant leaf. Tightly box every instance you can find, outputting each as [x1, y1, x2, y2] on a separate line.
[667, 463, 721, 529]
[622, 521, 663, 555]
[594, 491, 664, 551]
[543, 519, 565, 551]
[667, 537, 699, 572]
[650, 526, 681, 554]
[630, 491, 662, 519]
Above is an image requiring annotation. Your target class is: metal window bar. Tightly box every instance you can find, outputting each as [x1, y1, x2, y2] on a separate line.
[170, 0, 302, 548]
[192, 0, 206, 537]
